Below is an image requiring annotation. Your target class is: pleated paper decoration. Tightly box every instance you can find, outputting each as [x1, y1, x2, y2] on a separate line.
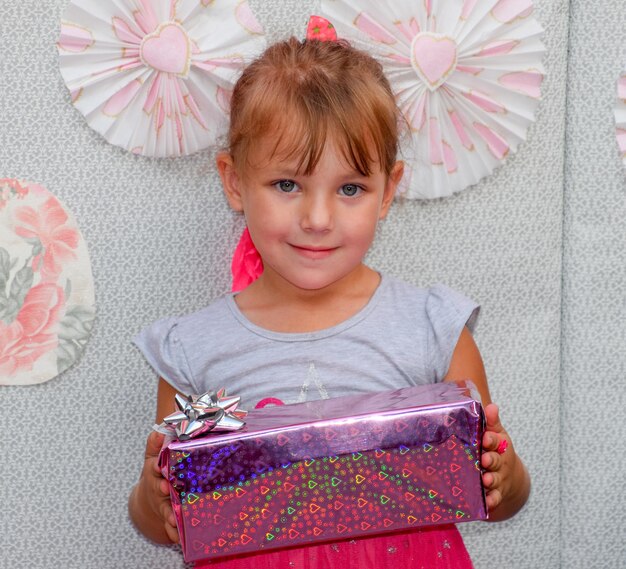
[58, 0, 266, 157]
[616, 71, 626, 168]
[321, 0, 545, 199]
[0, 179, 96, 385]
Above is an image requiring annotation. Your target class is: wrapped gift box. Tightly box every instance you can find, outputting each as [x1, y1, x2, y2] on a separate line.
[159, 382, 486, 562]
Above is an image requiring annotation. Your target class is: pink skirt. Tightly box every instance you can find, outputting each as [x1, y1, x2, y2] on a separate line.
[195, 525, 473, 569]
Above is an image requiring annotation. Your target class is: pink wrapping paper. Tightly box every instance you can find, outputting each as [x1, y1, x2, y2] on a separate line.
[160, 382, 487, 562]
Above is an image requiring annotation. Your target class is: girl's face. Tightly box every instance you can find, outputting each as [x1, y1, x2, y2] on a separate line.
[219, 132, 404, 294]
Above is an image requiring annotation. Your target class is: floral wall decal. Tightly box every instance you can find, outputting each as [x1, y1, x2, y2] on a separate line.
[0, 179, 95, 385]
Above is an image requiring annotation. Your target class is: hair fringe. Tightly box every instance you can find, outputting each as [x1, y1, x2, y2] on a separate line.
[227, 38, 401, 177]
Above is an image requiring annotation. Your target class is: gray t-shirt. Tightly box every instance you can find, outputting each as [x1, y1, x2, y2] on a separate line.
[133, 275, 479, 409]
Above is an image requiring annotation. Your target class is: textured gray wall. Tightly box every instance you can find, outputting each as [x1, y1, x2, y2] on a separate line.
[561, 1, 626, 567]
[0, 1, 621, 568]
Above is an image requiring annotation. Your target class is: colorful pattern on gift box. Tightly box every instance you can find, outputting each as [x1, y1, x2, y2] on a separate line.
[169, 436, 479, 558]
[161, 385, 486, 562]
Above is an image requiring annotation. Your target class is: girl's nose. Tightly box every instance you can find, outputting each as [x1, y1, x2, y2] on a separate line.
[301, 193, 333, 232]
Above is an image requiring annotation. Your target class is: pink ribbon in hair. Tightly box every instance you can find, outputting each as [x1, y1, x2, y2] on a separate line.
[306, 15, 338, 41]
[231, 227, 263, 292]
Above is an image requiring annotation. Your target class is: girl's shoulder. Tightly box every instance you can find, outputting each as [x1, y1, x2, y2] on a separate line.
[133, 293, 241, 395]
[133, 293, 240, 367]
[379, 275, 478, 330]
[141, 293, 235, 337]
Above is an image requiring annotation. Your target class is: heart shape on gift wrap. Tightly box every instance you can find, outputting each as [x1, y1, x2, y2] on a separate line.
[411, 33, 458, 91]
[140, 22, 191, 76]
[443, 414, 456, 426]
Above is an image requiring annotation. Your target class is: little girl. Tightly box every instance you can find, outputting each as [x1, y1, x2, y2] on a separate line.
[129, 37, 530, 568]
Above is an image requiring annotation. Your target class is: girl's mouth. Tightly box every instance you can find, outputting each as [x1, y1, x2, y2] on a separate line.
[290, 244, 337, 260]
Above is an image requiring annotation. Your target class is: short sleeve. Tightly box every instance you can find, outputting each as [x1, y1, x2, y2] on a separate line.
[425, 284, 480, 382]
[133, 317, 198, 395]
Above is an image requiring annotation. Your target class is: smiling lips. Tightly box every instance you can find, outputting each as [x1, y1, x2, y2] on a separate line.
[290, 244, 338, 260]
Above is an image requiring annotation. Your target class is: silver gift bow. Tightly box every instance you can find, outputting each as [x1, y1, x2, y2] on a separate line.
[160, 389, 247, 441]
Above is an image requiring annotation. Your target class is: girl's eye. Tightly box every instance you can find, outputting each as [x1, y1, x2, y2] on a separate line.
[274, 180, 298, 193]
[339, 184, 362, 197]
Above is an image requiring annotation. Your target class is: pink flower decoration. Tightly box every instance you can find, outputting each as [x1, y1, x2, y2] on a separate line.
[14, 197, 79, 282]
[0, 284, 65, 376]
[231, 227, 263, 292]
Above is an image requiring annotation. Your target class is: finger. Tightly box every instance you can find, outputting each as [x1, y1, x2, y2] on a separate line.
[482, 470, 500, 490]
[483, 404, 504, 433]
[485, 489, 502, 511]
[482, 431, 501, 452]
[167, 511, 177, 529]
[159, 502, 180, 543]
[165, 520, 180, 544]
[481, 451, 501, 471]
[159, 477, 171, 496]
[145, 431, 165, 460]
[160, 500, 175, 527]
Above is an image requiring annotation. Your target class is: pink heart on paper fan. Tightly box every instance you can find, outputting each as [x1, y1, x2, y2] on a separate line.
[411, 33, 458, 91]
[140, 22, 191, 76]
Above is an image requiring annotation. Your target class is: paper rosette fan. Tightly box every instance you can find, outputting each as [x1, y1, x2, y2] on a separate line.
[615, 71, 626, 168]
[0, 179, 96, 385]
[58, 0, 266, 157]
[320, 0, 545, 199]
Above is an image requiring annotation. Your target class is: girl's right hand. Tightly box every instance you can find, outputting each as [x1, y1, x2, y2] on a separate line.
[130, 431, 180, 544]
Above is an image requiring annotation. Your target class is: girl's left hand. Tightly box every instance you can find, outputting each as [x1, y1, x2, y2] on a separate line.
[480, 403, 517, 513]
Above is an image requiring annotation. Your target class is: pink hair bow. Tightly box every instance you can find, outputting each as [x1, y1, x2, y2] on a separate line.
[231, 227, 263, 292]
[306, 15, 337, 41]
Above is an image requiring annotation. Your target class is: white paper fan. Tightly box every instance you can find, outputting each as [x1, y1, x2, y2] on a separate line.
[616, 72, 626, 168]
[58, 0, 266, 157]
[320, 0, 545, 199]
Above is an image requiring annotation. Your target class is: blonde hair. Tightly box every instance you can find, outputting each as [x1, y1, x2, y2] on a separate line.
[227, 37, 400, 177]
